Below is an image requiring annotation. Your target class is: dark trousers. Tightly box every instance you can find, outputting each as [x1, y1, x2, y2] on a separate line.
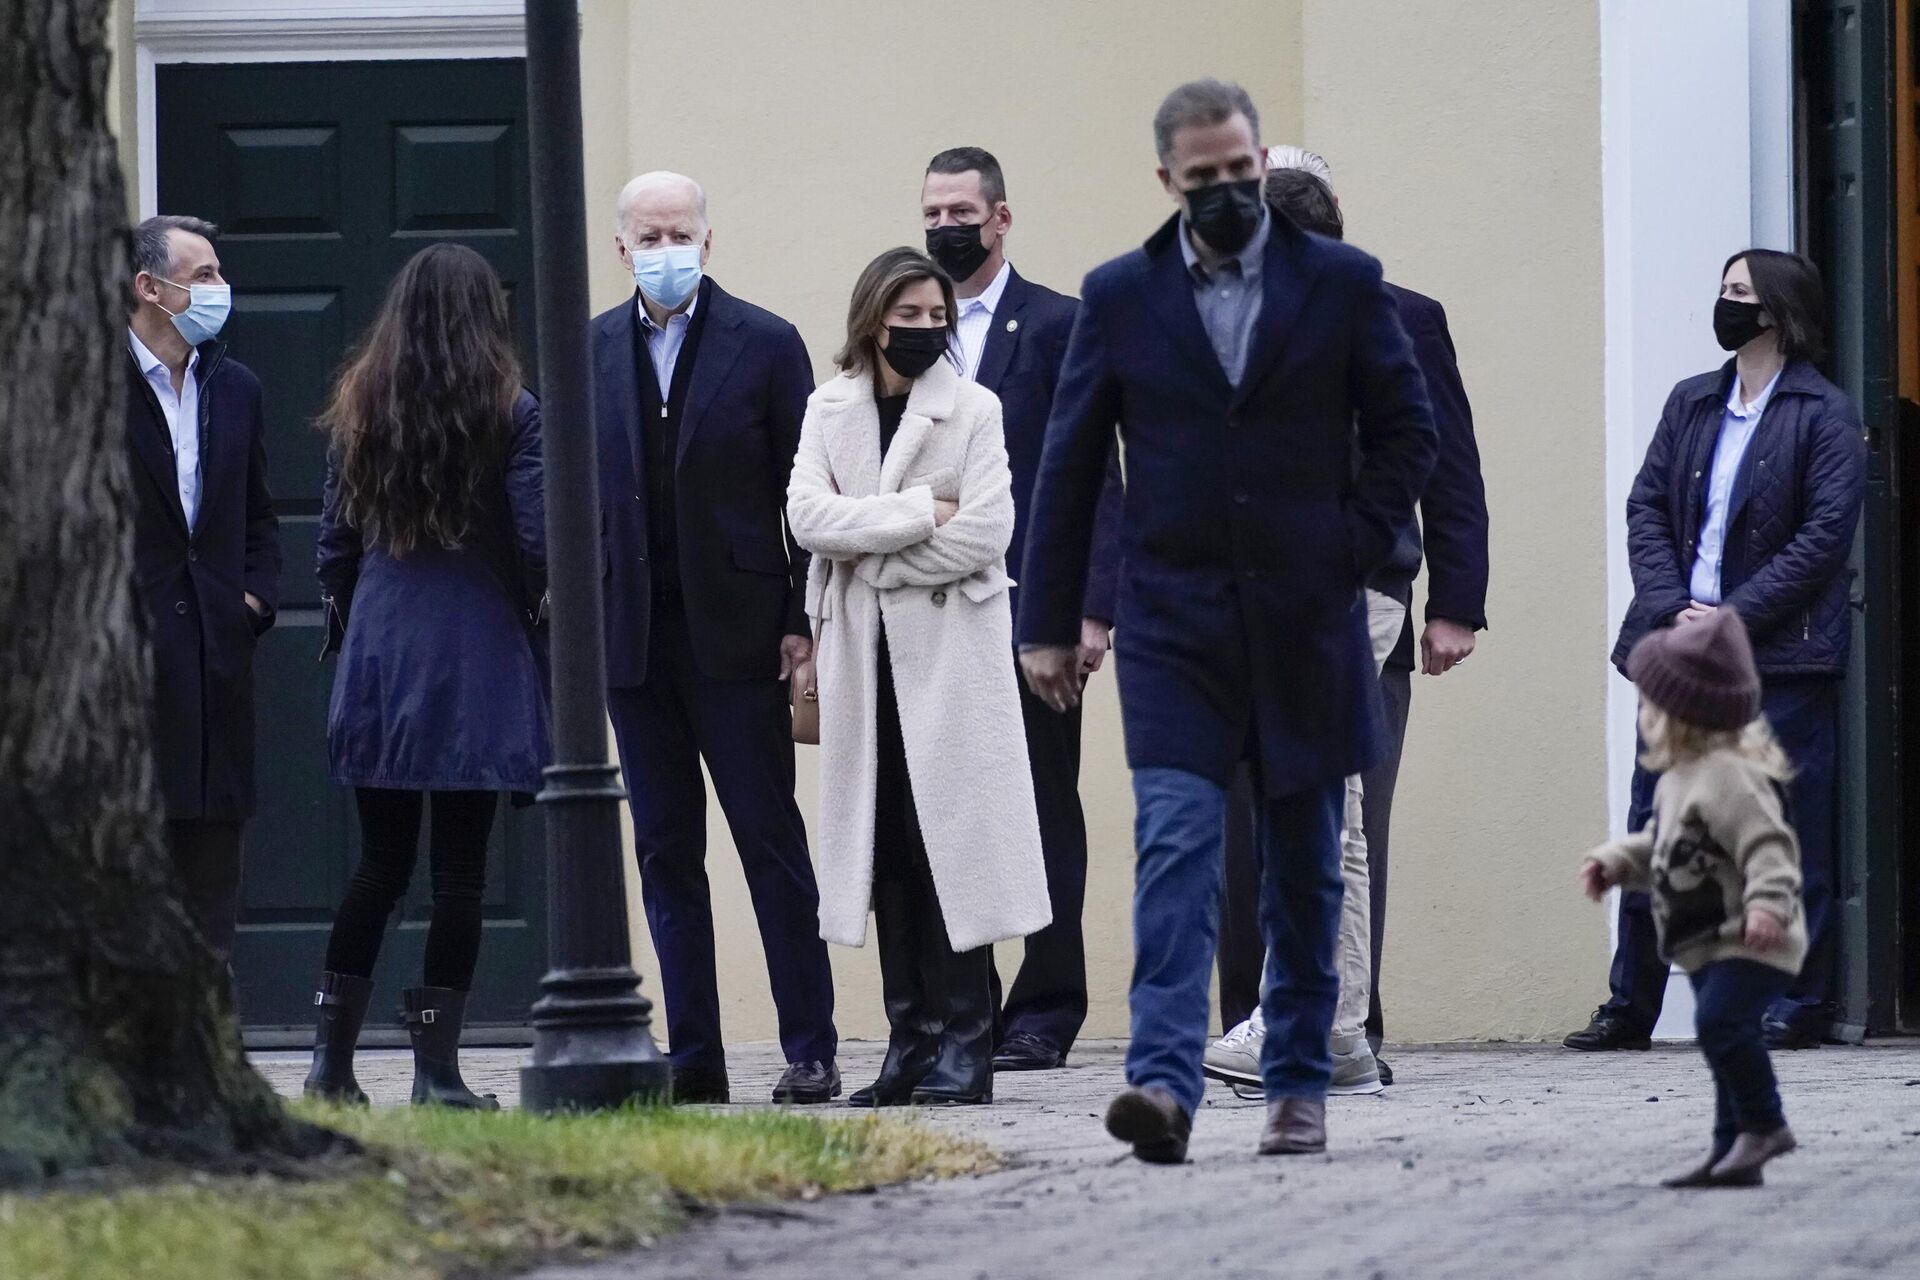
[1218, 642, 1414, 1043]
[1690, 959, 1792, 1153]
[607, 598, 837, 1072]
[988, 681, 1089, 1052]
[1604, 677, 1838, 1034]
[875, 632, 989, 1037]
[323, 788, 498, 990]
[166, 818, 244, 962]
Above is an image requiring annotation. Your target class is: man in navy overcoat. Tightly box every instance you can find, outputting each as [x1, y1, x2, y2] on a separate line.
[594, 172, 838, 1106]
[1018, 81, 1435, 1163]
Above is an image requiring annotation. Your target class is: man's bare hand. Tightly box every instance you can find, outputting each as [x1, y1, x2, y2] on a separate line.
[779, 634, 813, 681]
[933, 499, 960, 527]
[1021, 645, 1081, 713]
[1579, 857, 1613, 902]
[1076, 618, 1111, 675]
[244, 591, 264, 617]
[1420, 617, 1476, 675]
[1744, 907, 1786, 952]
[1676, 601, 1716, 626]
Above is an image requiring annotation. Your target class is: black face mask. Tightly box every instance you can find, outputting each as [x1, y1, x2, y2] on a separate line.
[926, 223, 993, 282]
[880, 325, 948, 379]
[1184, 177, 1266, 255]
[1713, 297, 1769, 352]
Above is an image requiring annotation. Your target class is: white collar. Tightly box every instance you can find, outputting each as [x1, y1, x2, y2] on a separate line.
[636, 287, 700, 332]
[1726, 365, 1783, 421]
[958, 260, 1013, 316]
[129, 327, 196, 378]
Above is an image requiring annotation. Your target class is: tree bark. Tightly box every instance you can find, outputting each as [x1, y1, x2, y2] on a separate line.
[0, 0, 333, 1185]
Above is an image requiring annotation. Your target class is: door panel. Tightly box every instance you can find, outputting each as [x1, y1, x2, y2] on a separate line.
[157, 59, 545, 1038]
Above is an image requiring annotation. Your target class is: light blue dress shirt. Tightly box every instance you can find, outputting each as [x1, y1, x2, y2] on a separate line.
[638, 289, 698, 405]
[129, 328, 202, 528]
[1178, 211, 1270, 387]
[1689, 366, 1783, 604]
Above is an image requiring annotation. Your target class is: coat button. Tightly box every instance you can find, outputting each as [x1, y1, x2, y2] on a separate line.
[174, 600, 189, 615]
[931, 590, 948, 607]
[188, 548, 199, 562]
[1233, 491, 1249, 505]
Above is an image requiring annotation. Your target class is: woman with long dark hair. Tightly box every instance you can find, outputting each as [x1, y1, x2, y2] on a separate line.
[303, 243, 548, 1108]
[1567, 248, 1867, 1055]
[787, 247, 1049, 1107]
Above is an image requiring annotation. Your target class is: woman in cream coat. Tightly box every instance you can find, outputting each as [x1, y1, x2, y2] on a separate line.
[787, 247, 1048, 1107]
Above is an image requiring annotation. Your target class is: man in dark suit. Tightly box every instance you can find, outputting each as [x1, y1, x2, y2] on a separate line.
[1206, 161, 1491, 1093]
[918, 147, 1126, 1073]
[1019, 81, 1435, 1164]
[124, 215, 281, 963]
[595, 172, 838, 1106]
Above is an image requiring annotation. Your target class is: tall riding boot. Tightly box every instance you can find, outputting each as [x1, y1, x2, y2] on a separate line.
[849, 873, 939, 1107]
[401, 986, 500, 1110]
[303, 971, 374, 1104]
[910, 894, 994, 1106]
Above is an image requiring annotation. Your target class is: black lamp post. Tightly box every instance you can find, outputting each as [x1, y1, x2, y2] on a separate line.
[518, 0, 670, 1112]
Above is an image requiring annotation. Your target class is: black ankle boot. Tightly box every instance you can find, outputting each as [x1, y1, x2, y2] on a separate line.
[303, 971, 374, 1104]
[401, 986, 499, 1110]
[849, 875, 937, 1108]
[911, 940, 994, 1106]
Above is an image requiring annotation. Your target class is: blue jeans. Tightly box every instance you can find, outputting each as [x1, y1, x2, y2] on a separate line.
[1690, 959, 1792, 1155]
[1128, 767, 1345, 1116]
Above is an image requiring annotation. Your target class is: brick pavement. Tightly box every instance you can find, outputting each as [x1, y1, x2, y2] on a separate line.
[254, 1040, 1920, 1280]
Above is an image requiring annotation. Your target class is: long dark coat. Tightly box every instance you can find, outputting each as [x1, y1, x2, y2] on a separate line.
[1017, 214, 1437, 796]
[317, 391, 550, 793]
[125, 338, 282, 821]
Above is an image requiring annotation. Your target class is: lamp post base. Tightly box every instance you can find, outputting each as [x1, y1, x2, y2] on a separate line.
[520, 1056, 671, 1114]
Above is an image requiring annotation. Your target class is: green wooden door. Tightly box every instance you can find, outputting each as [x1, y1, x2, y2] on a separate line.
[156, 58, 546, 1042]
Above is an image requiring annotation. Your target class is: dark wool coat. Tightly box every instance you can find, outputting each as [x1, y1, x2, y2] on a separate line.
[126, 339, 282, 821]
[318, 391, 550, 793]
[1018, 215, 1436, 796]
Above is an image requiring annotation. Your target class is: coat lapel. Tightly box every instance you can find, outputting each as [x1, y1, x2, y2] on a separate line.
[676, 278, 747, 469]
[878, 360, 959, 493]
[186, 342, 227, 531]
[125, 346, 190, 535]
[972, 269, 1026, 394]
[817, 372, 884, 498]
[1234, 221, 1323, 408]
[1143, 221, 1233, 403]
[595, 299, 646, 487]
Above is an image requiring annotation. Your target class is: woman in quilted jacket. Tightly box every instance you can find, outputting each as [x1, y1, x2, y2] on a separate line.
[1565, 250, 1866, 1057]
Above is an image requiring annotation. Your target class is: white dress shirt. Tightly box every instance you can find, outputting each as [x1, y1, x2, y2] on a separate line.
[638, 288, 700, 402]
[1689, 366, 1783, 604]
[952, 259, 1012, 382]
[130, 328, 202, 528]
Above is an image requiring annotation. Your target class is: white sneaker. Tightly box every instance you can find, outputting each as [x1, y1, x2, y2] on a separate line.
[1203, 1009, 1265, 1087]
[1330, 1033, 1385, 1096]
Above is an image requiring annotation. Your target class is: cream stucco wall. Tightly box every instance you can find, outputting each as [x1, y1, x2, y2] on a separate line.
[1299, 0, 1608, 1040]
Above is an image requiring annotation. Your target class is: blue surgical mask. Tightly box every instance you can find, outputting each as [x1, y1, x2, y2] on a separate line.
[157, 278, 232, 346]
[630, 244, 703, 311]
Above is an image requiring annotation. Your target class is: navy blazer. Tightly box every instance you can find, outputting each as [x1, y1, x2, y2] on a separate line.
[594, 278, 814, 687]
[125, 339, 282, 821]
[1612, 359, 1865, 678]
[1380, 283, 1490, 630]
[1017, 215, 1436, 795]
[976, 267, 1126, 626]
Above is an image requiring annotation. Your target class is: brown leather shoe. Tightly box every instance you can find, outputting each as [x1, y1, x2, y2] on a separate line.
[1708, 1126, 1796, 1187]
[1104, 1086, 1191, 1165]
[1660, 1152, 1724, 1188]
[1258, 1097, 1327, 1155]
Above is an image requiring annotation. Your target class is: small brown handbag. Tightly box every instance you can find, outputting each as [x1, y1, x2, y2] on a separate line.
[791, 654, 819, 745]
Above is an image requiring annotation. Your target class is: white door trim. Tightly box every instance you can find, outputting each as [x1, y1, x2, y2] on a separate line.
[133, 1, 530, 217]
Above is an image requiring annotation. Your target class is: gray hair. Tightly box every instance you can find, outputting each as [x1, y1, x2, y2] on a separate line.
[1153, 79, 1260, 163]
[1265, 144, 1333, 191]
[132, 215, 218, 279]
[614, 172, 709, 236]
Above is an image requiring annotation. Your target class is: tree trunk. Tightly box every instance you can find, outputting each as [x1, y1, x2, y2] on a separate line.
[0, 0, 333, 1185]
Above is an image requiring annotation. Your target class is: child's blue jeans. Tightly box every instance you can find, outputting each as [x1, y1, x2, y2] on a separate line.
[1689, 958, 1793, 1155]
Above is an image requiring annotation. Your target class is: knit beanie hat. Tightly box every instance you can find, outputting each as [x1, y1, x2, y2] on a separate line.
[1626, 606, 1761, 731]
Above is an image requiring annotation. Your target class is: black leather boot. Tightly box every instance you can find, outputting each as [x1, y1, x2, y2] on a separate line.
[303, 971, 374, 1104]
[849, 874, 938, 1107]
[401, 986, 500, 1110]
[911, 934, 994, 1107]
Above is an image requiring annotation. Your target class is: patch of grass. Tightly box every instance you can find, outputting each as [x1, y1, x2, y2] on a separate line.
[0, 1102, 994, 1280]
